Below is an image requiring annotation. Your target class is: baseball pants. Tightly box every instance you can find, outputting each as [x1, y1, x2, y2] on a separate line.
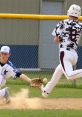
[43, 48, 82, 94]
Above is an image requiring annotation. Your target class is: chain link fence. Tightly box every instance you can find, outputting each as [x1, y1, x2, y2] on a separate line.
[0, 18, 82, 88]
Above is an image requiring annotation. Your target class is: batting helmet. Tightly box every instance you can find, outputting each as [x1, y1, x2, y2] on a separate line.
[67, 4, 81, 18]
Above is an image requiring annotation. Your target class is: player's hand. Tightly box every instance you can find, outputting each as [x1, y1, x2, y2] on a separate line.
[53, 36, 60, 44]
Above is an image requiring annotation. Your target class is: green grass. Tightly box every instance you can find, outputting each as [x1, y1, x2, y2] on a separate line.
[1, 71, 82, 117]
[29, 86, 82, 98]
[0, 110, 82, 117]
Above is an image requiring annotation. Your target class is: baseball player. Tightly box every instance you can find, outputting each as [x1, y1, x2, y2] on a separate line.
[41, 4, 82, 98]
[0, 45, 36, 103]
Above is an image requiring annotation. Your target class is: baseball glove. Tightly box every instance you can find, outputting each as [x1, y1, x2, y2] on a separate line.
[30, 78, 47, 88]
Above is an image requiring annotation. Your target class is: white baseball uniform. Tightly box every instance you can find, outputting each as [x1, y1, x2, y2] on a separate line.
[0, 60, 21, 97]
[0, 60, 21, 88]
[43, 19, 82, 94]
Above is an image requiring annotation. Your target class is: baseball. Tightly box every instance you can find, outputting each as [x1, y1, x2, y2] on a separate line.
[43, 78, 48, 84]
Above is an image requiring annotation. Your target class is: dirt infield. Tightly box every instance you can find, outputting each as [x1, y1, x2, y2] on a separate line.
[0, 88, 82, 110]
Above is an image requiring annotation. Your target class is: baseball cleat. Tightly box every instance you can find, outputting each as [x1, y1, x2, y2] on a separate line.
[4, 87, 10, 104]
[41, 85, 48, 98]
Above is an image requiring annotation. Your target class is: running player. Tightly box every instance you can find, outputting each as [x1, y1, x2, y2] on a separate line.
[41, 4, 82, 97]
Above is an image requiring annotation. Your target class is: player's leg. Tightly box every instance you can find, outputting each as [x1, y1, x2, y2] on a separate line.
[0, 87, 10, 103]
[62, 60, 82, 80]
[60, 51, 82, 80]
[41, 64, 63, 97]
[0, 75, 10, 103]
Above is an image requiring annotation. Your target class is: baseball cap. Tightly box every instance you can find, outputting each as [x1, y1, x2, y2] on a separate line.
[0, 46, 10, 54]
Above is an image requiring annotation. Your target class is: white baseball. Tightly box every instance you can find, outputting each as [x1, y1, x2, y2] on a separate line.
[43, 78, 48, 84]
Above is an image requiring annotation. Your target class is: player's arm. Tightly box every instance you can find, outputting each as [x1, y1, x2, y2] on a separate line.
[52, 27, 61, 44]
[14, 71, 47, 88]
[8, 61, 31, 84]
[8, 62, 47, 87]
[19, 73, 31, 83]
[13, 70, 31, 83]
[52, 21, 63, 44]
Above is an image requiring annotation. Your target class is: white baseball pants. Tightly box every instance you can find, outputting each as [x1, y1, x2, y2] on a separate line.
[0, 75, 7, 97]
[43, 48, 82, 94]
